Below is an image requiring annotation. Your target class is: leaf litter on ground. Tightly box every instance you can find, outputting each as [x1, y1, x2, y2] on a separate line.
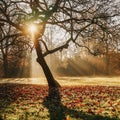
[0, 84, 120, 120]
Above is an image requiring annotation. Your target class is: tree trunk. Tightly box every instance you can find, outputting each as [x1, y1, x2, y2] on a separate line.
[34, 38, 60, 88]
[3, 55, 8, 77]
[105, 54, 110, 75]
[105, 43, 110, 75]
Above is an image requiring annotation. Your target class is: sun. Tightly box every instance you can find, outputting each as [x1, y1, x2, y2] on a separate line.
[27, 23, 37, 39]
[28, 24, 37, 34]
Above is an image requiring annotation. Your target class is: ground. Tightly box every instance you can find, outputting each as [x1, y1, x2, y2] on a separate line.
[0, 77, 120, 120]
[0, 77, 120, 86]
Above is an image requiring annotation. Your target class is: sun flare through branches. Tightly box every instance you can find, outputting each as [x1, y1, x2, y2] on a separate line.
[27, 24, 37, 40]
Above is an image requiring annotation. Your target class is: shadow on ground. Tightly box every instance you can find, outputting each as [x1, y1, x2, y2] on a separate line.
[0, 83, 119, 120]
[43, 87, 118, 120]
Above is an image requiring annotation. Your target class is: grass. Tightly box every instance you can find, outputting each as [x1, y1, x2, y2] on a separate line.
[0, 77, 120, 120]
[0, 77, 120, 86]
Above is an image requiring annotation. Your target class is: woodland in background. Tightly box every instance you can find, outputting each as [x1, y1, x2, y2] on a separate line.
[0, 50, 120, 77]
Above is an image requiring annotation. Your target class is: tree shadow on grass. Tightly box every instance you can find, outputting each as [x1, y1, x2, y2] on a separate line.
[0, 83, 119, 120]
[43, 87, 119, 120]
[43, 87, 66, 120]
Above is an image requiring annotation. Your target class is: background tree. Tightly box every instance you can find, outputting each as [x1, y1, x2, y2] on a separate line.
[0, 22, 31, 77]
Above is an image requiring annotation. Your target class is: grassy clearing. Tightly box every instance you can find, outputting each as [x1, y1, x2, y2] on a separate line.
[0, 82, 120, 120]
[0, 77, 120, 86]
[57, 77, 120, 86]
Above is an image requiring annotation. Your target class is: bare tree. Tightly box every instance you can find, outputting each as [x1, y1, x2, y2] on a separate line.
[0, 0, 120, 87]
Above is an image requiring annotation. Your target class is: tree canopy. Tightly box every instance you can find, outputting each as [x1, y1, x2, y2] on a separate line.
[0, 0, 119, 55]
